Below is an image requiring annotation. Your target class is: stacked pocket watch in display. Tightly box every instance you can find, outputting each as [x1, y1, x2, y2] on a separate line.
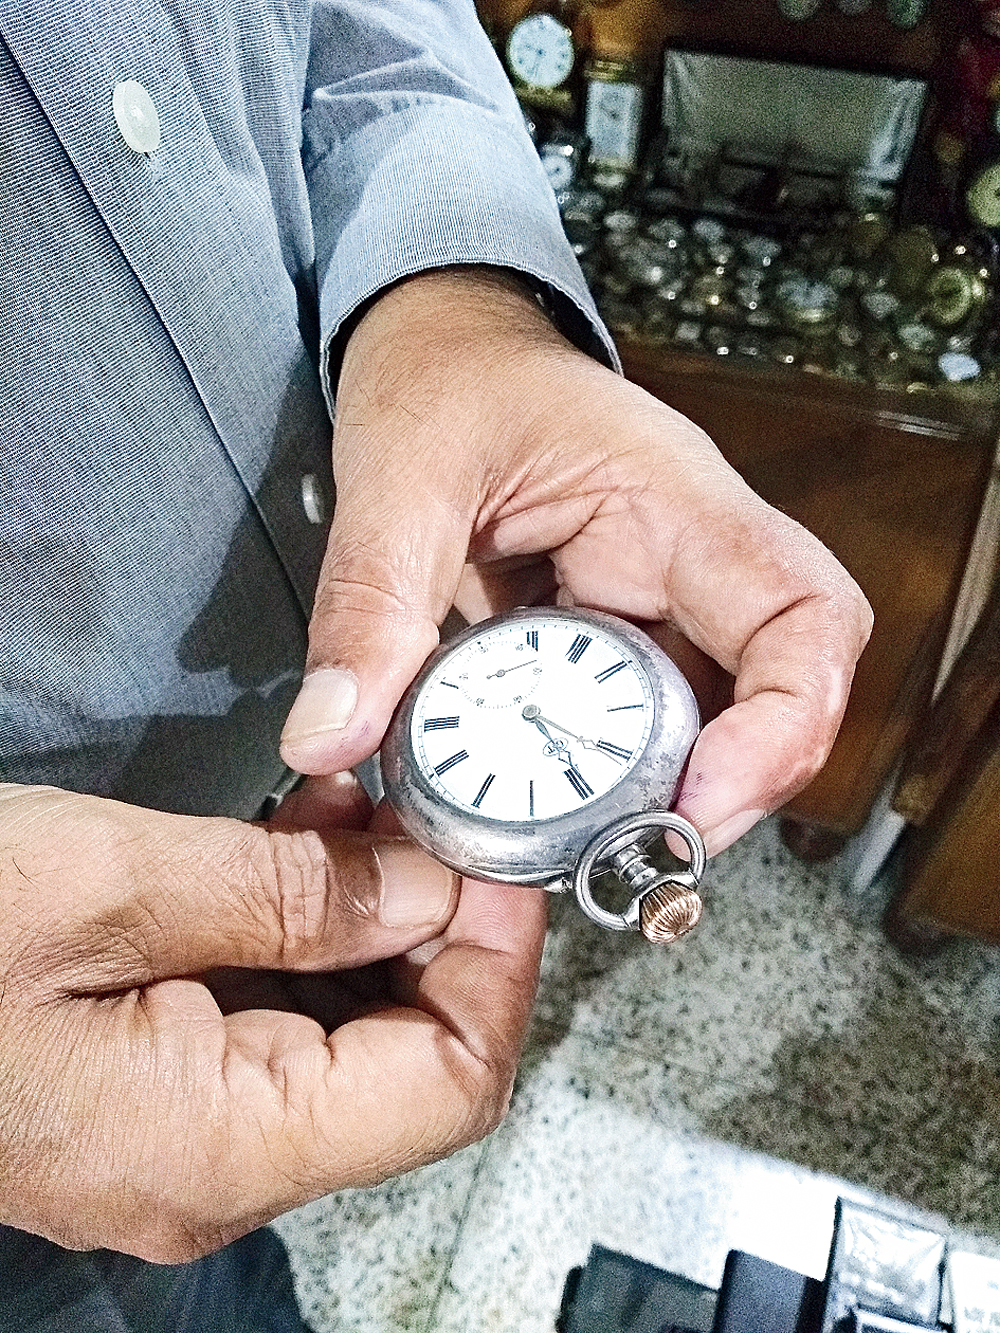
[579, 199, 995, 392]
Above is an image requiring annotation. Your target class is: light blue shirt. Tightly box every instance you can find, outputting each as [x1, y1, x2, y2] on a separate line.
[0, 0, 613, 816]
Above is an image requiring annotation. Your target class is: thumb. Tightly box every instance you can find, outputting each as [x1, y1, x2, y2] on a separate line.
[278, 270, 527, 778]
[278, 488, 467, 776]
[279, 362, 486, 775]
[2, 785, 459, 993]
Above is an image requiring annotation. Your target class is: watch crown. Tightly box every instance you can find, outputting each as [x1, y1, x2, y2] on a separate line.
[639, 881, 703, 944]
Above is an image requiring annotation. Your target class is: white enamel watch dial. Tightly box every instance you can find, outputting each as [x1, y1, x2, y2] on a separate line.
[966, 161, 1000, 231]
[412, 612, 653, 820]
[381, 607, 707, 941]
[506, 13, 575, 91]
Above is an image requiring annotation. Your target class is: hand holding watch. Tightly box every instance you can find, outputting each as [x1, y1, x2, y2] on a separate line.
[381, 607, 707, 944]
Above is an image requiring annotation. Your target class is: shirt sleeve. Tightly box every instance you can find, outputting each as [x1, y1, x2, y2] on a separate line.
[301, 0, 618, 406]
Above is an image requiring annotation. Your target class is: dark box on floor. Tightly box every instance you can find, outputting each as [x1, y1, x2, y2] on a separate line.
[713, 1249, 824, 1332]
[557, 1244, 718, 1332]
[557, 1245, 823, 1333]
[558, 1196, 953, 1333]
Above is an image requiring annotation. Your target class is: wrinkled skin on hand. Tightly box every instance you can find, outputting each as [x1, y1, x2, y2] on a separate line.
[282, 267, 873, 857]
[0, 267, 870, 1265]
[0, 781, 545, 1261]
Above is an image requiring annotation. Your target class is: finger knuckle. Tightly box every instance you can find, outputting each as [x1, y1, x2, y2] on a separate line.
[248, 829, 385, 967]
[132, 1220, 219, 1264]
[447, 1046, 518, 1146]
[246, 828, 334, 967]
[119, 1157, 249, 1263]
[313, 556, 411, 624]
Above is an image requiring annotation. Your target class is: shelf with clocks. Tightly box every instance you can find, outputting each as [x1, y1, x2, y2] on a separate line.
[490, 1, 652, 187]
[479, 0, 1000, 849]
[575, 199, 999, 398]
[483, 0, 1000, 396]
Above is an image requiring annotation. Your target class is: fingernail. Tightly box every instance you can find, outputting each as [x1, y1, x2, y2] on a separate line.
[280, 668, 359, 751]
[705, 809, 767, 857]
[374, 840, 458, 928]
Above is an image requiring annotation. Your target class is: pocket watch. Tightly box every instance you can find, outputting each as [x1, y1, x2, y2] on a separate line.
[924, 264, 988, 328]
[775, 273, 839, 332]
[965, 155, 1000, 232]
[381, 607, 706, 943]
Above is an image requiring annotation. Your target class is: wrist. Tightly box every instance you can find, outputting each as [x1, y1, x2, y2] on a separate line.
[338, 266, 570, 395]
[334, 265, 585, 498]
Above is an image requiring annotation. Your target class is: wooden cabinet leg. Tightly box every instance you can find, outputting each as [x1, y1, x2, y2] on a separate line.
[779, 817, 847, 862]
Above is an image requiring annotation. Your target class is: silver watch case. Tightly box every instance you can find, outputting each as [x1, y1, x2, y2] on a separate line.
[380, 607, 700, 891]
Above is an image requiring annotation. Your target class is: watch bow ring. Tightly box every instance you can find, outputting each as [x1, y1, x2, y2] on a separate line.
[380, 606, 707, 944]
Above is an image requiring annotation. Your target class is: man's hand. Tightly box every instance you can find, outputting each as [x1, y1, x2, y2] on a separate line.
[280, 268, 873, 855]
[0, 783, 546, 1261]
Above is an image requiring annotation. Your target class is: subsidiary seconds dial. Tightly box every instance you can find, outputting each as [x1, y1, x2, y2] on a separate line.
[412, 612, 654, 821]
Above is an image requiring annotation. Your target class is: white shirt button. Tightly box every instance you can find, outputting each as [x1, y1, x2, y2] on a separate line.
[300, 474, 325, 525]
[112, 80, 161, 154]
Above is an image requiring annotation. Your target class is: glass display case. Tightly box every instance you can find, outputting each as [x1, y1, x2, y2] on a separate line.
[552, 49, 997, 398]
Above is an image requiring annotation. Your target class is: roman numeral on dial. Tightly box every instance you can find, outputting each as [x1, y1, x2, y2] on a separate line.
[434, 750, 468, 776]
[595, 661, 627, 683]
[566, 634, 591, 663]
[564, 768, 593, 800]
[424, 716, 460, 731]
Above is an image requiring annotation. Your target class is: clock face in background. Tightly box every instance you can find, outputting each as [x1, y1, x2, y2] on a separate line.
[541, 144, 576, 189]
[409, 613, 655, 823]
[506, 13, 575, 90]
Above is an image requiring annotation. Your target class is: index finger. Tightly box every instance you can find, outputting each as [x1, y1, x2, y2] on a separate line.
[227, 878, 548, 1193]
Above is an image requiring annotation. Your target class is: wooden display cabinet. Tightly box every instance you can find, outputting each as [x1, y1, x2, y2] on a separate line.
[480, 0, 1000, 844]
[480, 0, 958, 75]
[890, 710, 1000, 948]
[883, 559, 1000, 949]
[619, 344, 996, 842]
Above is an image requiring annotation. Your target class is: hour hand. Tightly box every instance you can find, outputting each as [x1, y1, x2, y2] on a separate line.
[521, 704, 598, 750]
[521, 705, 577, 766]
